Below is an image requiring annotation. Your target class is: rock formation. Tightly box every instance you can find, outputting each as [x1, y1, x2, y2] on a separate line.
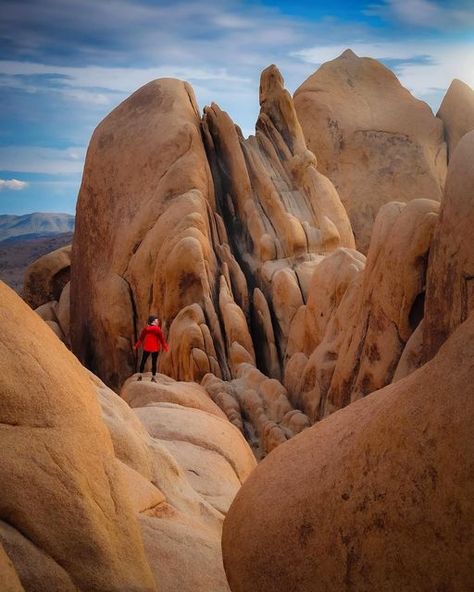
[64, 59, 472, 458]
[222, 312, 474, 592]
[71, 78, 228, 388]
[69, 64, 358, 455]
[437, 79, 474, 159]
[4, 50, 474, 591]
[294, 49, 447, 252]
[1, 280, 256, 591]
[423, 130, 474, 361]
[0, 281, 156, 592]
[22, 244, 71, 310]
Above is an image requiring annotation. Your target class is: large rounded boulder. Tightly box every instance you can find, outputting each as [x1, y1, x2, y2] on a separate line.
[222, 312, 474, 592]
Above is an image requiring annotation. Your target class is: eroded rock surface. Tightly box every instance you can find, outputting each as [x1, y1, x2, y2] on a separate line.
[22, 244, 71, 310]
[294, 49, 447, 252]
[424, 130, 474, 361]
[1, 280, 256, 592]
[99, 371, 256, 591]
[222, 313, 474, 592]
[65, 58, 469, 458]
[0, 281, 157, 592]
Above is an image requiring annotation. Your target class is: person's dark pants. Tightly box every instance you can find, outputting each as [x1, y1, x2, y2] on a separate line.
[139, 350, 158, 375]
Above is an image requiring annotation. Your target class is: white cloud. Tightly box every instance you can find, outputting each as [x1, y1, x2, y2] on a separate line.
[365, 0, 474, 29]
[293, 41, 474, 97]
[0, 61, 250, 93]
[0, 178, 29, 190]
[0, 146, 86, 174]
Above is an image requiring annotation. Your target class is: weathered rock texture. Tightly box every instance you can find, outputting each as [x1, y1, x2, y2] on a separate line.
[71, 78, 246, 389]
[437, 79, 474, 159]
[22, 244, 71, 309]
[0, 544, 24, 592]
[0, 281, 157, 592]
[424, 130, 474, 361]
[294, 49, 447, 252]
[67, 57, 470, 457]
[100, 371, 256, 592]
[284, 197, 438, 422]
[222, 312, 474, 592]
[71, 67, 353, 393]
[69, 65, 357, 455]
[1, 280, 256, 591]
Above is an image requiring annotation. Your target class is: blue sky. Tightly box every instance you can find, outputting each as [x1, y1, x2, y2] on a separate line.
[1, 0, 473, 215]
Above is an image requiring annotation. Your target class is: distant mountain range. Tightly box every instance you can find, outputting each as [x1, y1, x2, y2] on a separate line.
[0, 212, 75, 243]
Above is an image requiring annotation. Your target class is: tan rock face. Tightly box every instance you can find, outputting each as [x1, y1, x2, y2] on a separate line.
[0, 281, 157, 592]
[222, 313, 474, 592]
[68, 61, 469, 459]
[437, 79, 474, 159]
[70, 66, 353, 455]
[0, 544, 24, 592]
[294, 49, 447, 252]
[22, 244, 71, 309]
[70, 79, 225, 389]
[1, 280, 257, 591]
[424, 130, 474, 361]
[326, 198, 439, 410]
[112, 371, 257, 591]
[286, 198, 438, 421]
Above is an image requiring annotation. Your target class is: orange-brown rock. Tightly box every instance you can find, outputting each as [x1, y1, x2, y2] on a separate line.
[326, 198, 438, 411]
[424, 130, 474, 361]
[22, 244, 71, 309]
[294, 49, 447, 252]
[285, 247, 365, 421]
[71, 79, 225, 389]
[437, 79, 474, 159]
[0, 544, 24, 592]
[121, 373, 227, 419]
[392, 320, 424, 382]
[203, 365, 310, 458]
[222, 312, 474, 592]
[286, 198, 437, 422]
[96, 372, 256, 591]
[70, 67, 354, 457]
[34, 286, 70, 347]
[0, 281, 157, 592]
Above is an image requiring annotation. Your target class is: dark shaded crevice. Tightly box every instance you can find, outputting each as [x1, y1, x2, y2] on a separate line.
[409, 291, 425, 332]
[201, 115, 286, 378]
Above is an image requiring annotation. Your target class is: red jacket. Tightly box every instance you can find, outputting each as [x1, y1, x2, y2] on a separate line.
[134, 325, 169, 353]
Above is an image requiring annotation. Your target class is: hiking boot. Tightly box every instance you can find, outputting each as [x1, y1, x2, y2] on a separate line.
[137, 375, 143, 381]
[151, 376, 157, 383]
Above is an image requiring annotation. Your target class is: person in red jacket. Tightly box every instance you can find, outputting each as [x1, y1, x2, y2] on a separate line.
[134, 315, 169, 382]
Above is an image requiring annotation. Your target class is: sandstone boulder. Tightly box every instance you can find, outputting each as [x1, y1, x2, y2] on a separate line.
[0, 281, 156, 591]
[222, 312, 474, 592]
[437, 79, 474, 159]
[22, 244, 71, 309]
[294, 49, 447, 252]
[96, 374, 250, 592]
[70, 78, 229, 389]
[0, 544, 24, 592]
[424, 130, 474, 360]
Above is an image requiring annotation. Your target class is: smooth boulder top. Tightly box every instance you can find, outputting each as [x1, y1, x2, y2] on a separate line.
[293, 49, 446, 253]
[437, 78, 474, 159]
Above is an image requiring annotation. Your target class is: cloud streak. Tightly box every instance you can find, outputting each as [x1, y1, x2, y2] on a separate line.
[365, 0, 474, 29]
[0, 178, 29, 190]
[0, 146, 86, 174]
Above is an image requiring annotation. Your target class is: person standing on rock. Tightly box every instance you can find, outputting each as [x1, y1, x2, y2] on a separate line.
[134, 315, 169, 382]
